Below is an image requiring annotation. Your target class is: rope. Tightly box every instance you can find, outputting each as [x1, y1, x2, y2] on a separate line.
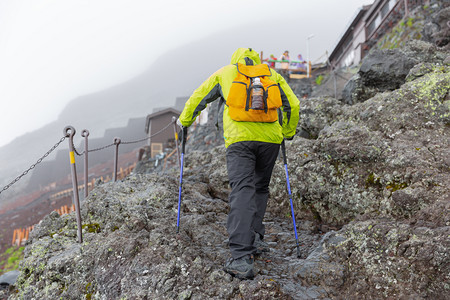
[73, 120, 176, 155]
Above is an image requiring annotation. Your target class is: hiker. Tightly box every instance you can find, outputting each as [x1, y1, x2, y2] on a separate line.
[263, 54, 277, 68]
[177, 48, 300, 280]
[290, 54, 307, 74]
[278, 50, 290, 81]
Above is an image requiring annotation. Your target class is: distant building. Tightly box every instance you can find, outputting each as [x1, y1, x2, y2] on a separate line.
[329, 0, 430, 68]
[144, 97, 210, 158]
[329, 5, 371, 68]
[144, 108, 180, 158]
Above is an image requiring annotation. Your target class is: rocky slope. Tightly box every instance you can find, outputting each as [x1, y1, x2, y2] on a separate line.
[2, 39, 449, 299]
[269, 41, 449, 299]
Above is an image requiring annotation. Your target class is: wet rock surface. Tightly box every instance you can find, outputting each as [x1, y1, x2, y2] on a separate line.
[9, 173, 326, 299]
[342, 40, 449, 104]
[5, 41, 450, 299]
[421, 5, 450, 48]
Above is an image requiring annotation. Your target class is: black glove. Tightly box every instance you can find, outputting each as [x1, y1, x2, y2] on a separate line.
[285, 135, 295, 141]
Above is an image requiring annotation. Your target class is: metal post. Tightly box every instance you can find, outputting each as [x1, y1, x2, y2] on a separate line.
[64, 126, 83, 243]
[113, 137, 121, 182]
[81, 129, 89, 198]
[307, 34, 315, 78]
[172, 116, 180, 167]
[333, 70, 337, 99]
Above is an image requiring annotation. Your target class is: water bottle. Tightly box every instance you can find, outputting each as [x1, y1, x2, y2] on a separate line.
[251, 77, 264, 110]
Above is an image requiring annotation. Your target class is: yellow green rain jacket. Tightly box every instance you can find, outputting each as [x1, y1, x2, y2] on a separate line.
[179, 48, 300, 148]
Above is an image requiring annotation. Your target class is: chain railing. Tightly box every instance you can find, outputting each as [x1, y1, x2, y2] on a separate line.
[72, 120, 174, 156]
[1, 118, 178, 244]
[0, 136, 66, 195]
[73, 141, 114, 156]
[67, 119, 178, 243]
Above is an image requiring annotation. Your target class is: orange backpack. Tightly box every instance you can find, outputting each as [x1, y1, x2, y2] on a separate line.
[227, 63, 282, 122]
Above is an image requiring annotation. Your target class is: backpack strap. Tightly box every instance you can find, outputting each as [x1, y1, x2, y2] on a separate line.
[263, 89, 268, 113]
[245, 86, 252, 111]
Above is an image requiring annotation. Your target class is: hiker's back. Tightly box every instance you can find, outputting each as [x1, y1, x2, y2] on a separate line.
[177, 48, 299, 148]
[226, 63, 282, 123]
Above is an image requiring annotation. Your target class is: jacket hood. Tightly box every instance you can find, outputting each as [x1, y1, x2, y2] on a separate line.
[230, 48, 261, 65]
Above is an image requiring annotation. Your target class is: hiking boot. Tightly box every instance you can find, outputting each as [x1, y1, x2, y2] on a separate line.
[223, 254, 254, 280]
[254, 233, 270, 255]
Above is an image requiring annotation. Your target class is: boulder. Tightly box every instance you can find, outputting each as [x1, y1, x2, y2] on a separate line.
[0, 270, 19, 287]
[343, 40, 448, 104]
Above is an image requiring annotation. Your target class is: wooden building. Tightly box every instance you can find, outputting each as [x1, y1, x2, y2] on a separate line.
[329, 0, 430, 68]
[329, 5, 371, 68]
[144, 108, 180, 158]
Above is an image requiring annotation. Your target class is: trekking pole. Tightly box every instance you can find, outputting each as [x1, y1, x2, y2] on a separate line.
[281, 140, 301, 258]
[176, 126, 188, 233]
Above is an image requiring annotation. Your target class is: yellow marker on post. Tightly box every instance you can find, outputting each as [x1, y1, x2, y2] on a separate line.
[70, 151, 75, 164]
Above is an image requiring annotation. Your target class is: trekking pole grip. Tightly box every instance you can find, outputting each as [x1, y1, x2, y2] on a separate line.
[182, 127, 187, 153]
[281, 140, 287, 165]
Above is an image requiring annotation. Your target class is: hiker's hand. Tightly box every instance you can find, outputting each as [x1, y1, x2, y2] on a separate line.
[176, 118, 183, 128]
[285, 135, 294, 141]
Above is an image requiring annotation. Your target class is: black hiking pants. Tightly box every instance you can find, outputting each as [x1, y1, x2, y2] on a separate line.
[226, 141, 280, 259]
